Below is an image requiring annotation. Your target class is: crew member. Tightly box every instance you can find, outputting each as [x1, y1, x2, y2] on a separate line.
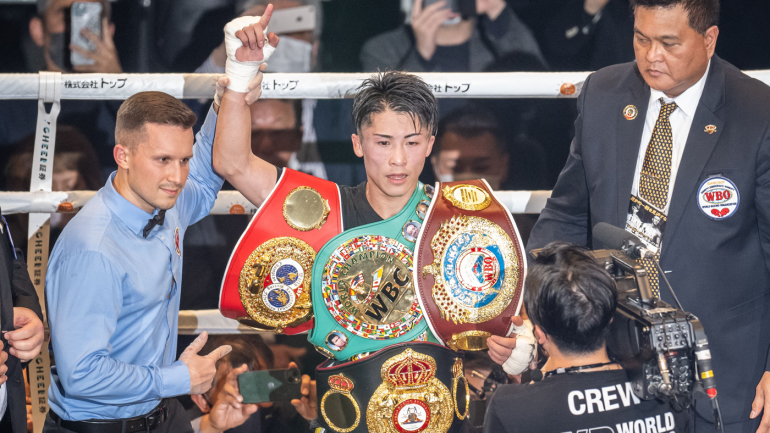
[484, 243, 690, 433]
[506, 0, 770, 431]
[44, 91, 235, 432]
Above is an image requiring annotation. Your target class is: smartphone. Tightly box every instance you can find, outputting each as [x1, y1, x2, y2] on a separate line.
[68, 2, 102, 67]
[422, 0, 476, 19]
[238, 367, 302, 404]
[269, 5, 316, 34]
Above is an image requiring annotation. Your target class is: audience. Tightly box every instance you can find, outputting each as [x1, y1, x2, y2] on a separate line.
[361, 0, 543, 73]
[3, 125, 104, 255]
[541, 0, 634, 71]
[0, 0, 123, 177]
[187, 334, 313, 433]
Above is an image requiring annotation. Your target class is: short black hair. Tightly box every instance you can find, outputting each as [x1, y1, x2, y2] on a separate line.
[351, 71, 438, 136]
[525, 243, 618, 355]
[434, 106, 506, 155]
[630, 0, 719, 34]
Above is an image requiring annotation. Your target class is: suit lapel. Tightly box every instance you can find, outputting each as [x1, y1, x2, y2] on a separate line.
[615, 68, 651, 226]
[661, 58, 726, 258]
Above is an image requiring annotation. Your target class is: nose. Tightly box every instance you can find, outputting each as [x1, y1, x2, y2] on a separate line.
[646, 42, 664, 64]
[390, 143, 407, 167]
[168, 161, 186, 186]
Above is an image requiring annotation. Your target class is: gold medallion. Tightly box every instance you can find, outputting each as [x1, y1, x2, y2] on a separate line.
[239, 237, 316, 332]
[442, 184, 491, 211]
[321, 374, 361, 433]
[451, 359, 469, 420]
[705, 124, 717, 134]
[366, 349, 453, 433]
[447, 330, 492, 351]
[623, 105, 638, 120]
[283, 186, 331, 231]
[422, 216, 521, 327]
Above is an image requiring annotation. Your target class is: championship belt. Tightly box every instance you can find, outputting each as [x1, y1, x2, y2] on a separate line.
[315, 342, 468, 433]
[308, 183, 438, 360]
[219, 168, 343, 334]
[415, 180, 526, 351]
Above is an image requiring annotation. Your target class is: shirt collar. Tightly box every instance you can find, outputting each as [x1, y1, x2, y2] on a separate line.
[102, 171, 162, 237]
[650, 58, 712, 119]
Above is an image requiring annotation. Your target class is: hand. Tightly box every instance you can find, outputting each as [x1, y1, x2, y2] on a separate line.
[411, 0, 454, 61]
[0, 340, 7, 386]
[71, 18, 123, 73]
[180, 332, 232, 395]
[289, 362, 316, 421]
[487, 316, 524, 365]
[206, 364, 259, 432]
[476, 0, 507, 20]
[209, 4, 271, 68]
[234, 4, 280, 63]
[214, 63, 268, 111]
[584, 0, 611, 15]
[751, 371, 770, 433]
[5, 307, 45, 362]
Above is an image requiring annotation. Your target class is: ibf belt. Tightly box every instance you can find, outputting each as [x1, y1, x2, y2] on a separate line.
[315, 342, 469, 433]
[219, 168, 343, 334]
[415, 180, 526, 351]
[308, 182, 437, 360]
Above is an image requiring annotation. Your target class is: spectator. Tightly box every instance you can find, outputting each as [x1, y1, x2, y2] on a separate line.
[3, 125, 104, 255]
[541, 0, 634, 71]
[484, 243, 690, 433]
[188, 334, 314, 433]
[429, 106, 549, 190]
[0, 0, 123, 177]
[360, 0, 544, 73]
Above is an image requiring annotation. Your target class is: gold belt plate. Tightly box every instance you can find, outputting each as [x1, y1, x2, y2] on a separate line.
[422, 215, 521, 325]
[239, 236, 315, 332]
[283, 186, 331, 231]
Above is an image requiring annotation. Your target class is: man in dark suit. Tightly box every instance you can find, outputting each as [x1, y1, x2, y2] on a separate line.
[504, 0, 770, 431]
[0, 212, 45, 432]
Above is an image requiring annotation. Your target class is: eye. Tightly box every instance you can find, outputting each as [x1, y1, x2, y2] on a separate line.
[159, 157, 169, 163]
[181, 157, 191, 164]
[407, 141, 419, 146]
[377, 141, 389, 146]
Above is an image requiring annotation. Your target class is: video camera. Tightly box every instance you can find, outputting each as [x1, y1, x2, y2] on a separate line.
[592, 223, 722, 428]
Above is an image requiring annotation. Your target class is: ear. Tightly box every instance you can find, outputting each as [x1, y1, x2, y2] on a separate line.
[109, 22, 116, 39]
[352, 133, 364, 158]
[190, 394, 211, 413]
[533, 325, 547, 346]
[29, 17, 45, 47]
[425, 135, 435, 157]
[703, 25, 719, 58]
[114, 144, 131, 169]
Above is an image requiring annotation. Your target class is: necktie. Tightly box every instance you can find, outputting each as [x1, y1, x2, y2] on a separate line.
[637, 98, 677, 297]
[143, 210, 166, 238]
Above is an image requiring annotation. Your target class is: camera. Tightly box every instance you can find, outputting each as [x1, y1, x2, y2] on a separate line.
[587, 246, 722, 428]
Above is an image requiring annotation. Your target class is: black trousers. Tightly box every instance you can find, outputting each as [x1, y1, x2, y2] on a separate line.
[42, 399, 193, 433]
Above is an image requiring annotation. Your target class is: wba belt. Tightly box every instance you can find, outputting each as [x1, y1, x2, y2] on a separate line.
[219, 168, 343, 334]
[315, 342, 468, 433]
[414, 180, 526, 350]
[308, 183, 437, 360]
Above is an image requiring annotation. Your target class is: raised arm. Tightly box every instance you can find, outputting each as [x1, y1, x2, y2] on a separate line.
[213, 5, 281, 207]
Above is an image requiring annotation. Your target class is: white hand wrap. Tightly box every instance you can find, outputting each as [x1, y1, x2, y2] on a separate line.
[502, 320, 537, 375]
[224, 16, 276, 93]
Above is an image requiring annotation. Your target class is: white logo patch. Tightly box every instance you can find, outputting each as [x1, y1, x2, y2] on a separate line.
[698, 176, 739, 220]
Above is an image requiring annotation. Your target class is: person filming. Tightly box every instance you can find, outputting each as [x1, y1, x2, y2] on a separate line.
[484, 243, 691, 433]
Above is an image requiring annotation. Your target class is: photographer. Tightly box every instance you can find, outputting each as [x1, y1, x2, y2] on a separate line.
[484, 243, 690, 433]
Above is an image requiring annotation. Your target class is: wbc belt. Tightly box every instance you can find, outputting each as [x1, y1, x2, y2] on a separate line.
[414, 180, 526, 351]
[308, 182, 437, 360]
[315, 342, 468, 433]
[219, 168, 342, 334]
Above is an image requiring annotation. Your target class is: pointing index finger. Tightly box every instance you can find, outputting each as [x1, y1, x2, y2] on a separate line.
[260, 4, 274, 28]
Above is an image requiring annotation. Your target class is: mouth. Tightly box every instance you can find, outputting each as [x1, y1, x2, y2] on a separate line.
[386, 174, 408, 184]
[160, 187, 179, 196]
[647, 69, 664, 77]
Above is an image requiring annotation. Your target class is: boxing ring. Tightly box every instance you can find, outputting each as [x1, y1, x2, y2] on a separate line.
[3, 70, 770, 429]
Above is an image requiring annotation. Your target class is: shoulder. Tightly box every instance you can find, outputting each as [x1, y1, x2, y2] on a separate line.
[50, 192, 123, 266]
[583, 61, 642, 94]
[718, 58, 770, 119]
[362, 27, 411, 52]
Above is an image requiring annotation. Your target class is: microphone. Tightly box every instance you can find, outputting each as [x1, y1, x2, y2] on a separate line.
[592, 222, 655, 259]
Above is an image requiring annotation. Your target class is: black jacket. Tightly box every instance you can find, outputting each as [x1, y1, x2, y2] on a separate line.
[0, 215, 43, 433]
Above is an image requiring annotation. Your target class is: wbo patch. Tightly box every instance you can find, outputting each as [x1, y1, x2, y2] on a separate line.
[698, 176, 739, 220]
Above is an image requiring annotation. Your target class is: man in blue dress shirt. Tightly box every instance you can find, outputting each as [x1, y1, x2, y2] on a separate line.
[43, 91, 235, 433]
